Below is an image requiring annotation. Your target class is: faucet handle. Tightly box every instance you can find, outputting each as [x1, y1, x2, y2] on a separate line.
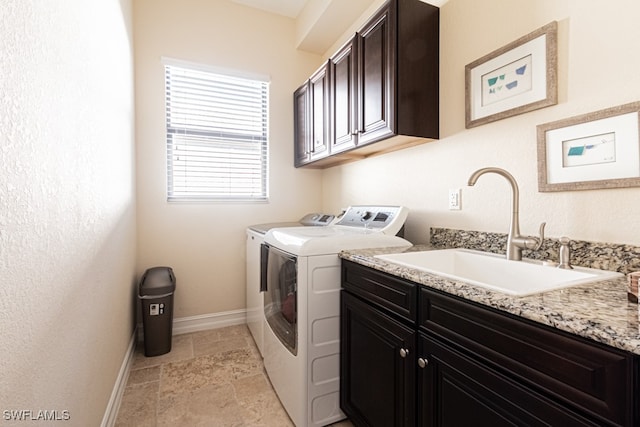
[525, 222, 546, 250]
[535, 222, 546, 250]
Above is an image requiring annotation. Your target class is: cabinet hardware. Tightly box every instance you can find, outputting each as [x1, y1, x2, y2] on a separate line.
[418, 358, 428, 368]
[399, 348, 409, 358]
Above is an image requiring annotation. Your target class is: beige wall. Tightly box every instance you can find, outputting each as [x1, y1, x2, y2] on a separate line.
[322, 0, 640, 246]
[0, 0, 137, 425]
[135, 0, 640, 323]
[134, 0, 324, 318]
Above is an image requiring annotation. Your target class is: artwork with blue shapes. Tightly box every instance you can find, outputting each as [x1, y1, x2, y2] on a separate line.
[481, 55, 533, 107]
[562, 132, 616, 168]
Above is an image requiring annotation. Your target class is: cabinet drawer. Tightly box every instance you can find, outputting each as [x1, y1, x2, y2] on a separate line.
[342, 260, 417, 323]
[419, 288, 635, 426]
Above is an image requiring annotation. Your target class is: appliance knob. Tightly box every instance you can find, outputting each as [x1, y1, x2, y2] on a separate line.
[399, 348, 409, 358]
[418, 358, 429, 368]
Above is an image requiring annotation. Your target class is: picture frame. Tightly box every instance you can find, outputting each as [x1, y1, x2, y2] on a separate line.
[537, 102, 640, 192]
[465, 21, 558, 129]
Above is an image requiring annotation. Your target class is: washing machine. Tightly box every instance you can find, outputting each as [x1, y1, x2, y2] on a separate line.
[246, 213, 335, 356]
[262, 206, 412, 426]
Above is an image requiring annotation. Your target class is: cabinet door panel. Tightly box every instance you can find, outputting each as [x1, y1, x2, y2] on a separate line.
[419, 334, 600, 427]
[309, 62, 329, 161]
[330, 38, 358, 154]
[293, 82, 310, 167]
[357, 5, 394, 146]
[341, 291, 415, 427]
[361, 27, 383, 131]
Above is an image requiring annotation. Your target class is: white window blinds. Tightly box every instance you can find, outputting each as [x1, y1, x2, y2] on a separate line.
[165, 63, 269, 201]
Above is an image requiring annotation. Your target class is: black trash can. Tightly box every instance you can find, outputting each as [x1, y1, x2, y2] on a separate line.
[139, 266, 176, 357]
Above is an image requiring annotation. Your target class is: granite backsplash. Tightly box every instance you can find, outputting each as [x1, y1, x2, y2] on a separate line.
[430, 228, 640, 275]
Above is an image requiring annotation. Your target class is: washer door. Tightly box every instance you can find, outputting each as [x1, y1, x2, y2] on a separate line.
[264, 245, 297, 355]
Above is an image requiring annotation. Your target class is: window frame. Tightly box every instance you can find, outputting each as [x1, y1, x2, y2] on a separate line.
[163, 58, 270, 203]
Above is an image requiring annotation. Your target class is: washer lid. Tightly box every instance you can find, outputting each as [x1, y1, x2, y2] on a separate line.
[248, 222, 303, 235]
[264, 226, 411, 256]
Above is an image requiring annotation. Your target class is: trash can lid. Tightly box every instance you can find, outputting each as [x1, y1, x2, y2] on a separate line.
[139, 266, 176, 296]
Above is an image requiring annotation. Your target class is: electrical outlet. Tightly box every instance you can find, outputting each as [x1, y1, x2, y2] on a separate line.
[448, 188, 461, 210]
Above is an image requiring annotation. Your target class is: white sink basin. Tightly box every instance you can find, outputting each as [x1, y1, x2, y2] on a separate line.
[375, 249, 623, 296]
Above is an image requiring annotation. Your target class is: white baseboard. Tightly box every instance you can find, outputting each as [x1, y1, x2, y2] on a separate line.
[136, 308, 247, 340]
[172, 309, 247, 335]
[101, 329, 137, 427]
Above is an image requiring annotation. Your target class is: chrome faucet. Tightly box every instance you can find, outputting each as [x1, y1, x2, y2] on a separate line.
[467, 167, 546, 261]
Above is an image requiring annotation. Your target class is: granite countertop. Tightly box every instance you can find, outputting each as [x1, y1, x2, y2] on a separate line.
[340, 244, 640, 356]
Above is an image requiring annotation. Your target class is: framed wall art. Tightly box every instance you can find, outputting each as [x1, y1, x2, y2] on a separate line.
[465, 21, 558, 129]
[537, 102, 640, 192]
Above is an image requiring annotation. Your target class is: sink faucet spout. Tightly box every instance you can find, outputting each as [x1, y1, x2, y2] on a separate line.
[467, 167, 545, 261]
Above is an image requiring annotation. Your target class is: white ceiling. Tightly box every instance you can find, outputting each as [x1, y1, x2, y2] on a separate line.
[232, 0, 448, 19]
[231, 0, 449, 54]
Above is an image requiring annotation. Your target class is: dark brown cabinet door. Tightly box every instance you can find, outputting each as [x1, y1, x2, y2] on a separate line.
[340, 291, 416, 427]
[293, 82, 310, 167]
[330, 37, 358, 154]
[418, 334, 602, 426]
[357, 3, 395, 146]
[309, 62, 329, 161]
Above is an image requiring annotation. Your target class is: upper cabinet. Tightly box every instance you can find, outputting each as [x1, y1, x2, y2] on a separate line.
[294, 0, 439, 168]
[294, 62, 330, 166]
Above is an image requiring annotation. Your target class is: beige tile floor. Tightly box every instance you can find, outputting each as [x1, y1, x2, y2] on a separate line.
[115, 324, 353, 427]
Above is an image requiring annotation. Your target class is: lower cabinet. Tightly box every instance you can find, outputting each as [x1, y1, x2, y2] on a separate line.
[340, 291, 416, 427]
[340, 260, 638, 427]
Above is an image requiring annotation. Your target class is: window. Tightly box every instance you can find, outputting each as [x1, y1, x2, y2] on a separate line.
[164, 61, 269, 201]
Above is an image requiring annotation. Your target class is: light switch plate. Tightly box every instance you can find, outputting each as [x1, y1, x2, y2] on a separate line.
[448, 188, 461, 210]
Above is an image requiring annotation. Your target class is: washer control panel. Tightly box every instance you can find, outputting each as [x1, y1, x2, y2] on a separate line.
[334, 206, 408, 235]
[299, 213, 335, 226]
